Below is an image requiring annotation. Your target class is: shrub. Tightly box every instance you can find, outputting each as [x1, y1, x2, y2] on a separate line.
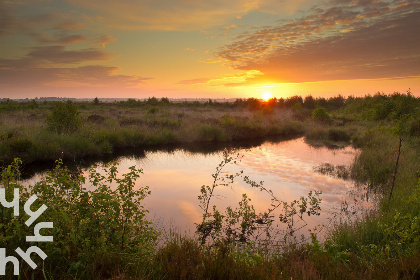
[409, 119, 420, 137]
[120, 98, 140, 107]
[146, 97, 160, 105]
[147, 106, 159, 114]
[197, 124, 226, 142]
[312, 106, 330, 122]
[9, 138, 33, 154]
[291, 102, 303, 112]
[197, 150, 322, 246]
[220, 114, 236, 127]
[47, 100, 82, 134]
[327, 128, 350, 142]
[230, 122, 264, 140]
[87, 114, 106, 124]
[268, 122, 304, 137]
[25, 100, 39, 110]
[305, 128, 328, 141]
[119, 117, 143, 127]
[372, 100, 393, 120]
[148, 118, 180, 129]
[0, 159, 159, 278]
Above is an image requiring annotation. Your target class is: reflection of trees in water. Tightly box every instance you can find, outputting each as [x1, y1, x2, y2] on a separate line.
[314, 163, 350, 180]
[313, 161, 377, 237]
[19, 135, 295, 180]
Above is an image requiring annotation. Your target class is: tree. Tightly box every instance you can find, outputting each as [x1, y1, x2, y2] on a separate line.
[303, 95, 316, 109]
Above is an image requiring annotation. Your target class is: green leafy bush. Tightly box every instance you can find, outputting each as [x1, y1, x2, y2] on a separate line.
[147, 106, 159, 114]
[312, 106, 330, 122]
[47, 100, 82, 134]
[0, 158, 159, 278]
[380, 176, 420, 257]
[197, 150, 322, 247]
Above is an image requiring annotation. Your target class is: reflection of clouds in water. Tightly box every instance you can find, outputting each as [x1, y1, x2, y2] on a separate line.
[123, 151, 238, 229]
[23, 137, 368, 238]
[239, 138, 357, 168]
[138, 169, 210, 228]
[177, 201, 203, 226]
[237, 138, 360, 209]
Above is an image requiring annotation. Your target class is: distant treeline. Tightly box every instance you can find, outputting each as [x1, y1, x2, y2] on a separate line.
[1, 91, 419, 116]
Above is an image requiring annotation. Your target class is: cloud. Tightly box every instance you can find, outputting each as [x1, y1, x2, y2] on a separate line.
[0, 65, 151, 89]
[32, 33, 88, 44]
[54, 21, 85, 31]
[90, 35, 116, 48]
[0, 45, 111, 68]
[67, 0, 247, 31]
[0, 2, 18, 36]
[51, 65, 152, 86]
[26, 15, 90, 45]
[177, 78, 210, 85]
[0, 1, 153, 96]
[218, 0, 420, 82]
[67, 0, 312, 31]
[0, 3, 90, 49]
[0, 45, 148, 92]
[224, 24, 241, 30]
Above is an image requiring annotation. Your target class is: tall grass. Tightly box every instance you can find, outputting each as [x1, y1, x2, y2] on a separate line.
[0, 103, 305, 163]
[323, 127, 420, 266]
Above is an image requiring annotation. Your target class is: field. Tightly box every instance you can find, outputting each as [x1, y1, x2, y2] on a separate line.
[1, 92, 420, 279]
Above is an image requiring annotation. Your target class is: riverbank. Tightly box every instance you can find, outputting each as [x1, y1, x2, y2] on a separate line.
[0, 100, 306, 164]
[0, 97, 360, 165]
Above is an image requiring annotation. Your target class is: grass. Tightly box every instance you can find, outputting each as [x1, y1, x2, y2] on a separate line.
[0, 102, 306, 164]
[1, 93, 420, 279]
[305, 125, 354, 147]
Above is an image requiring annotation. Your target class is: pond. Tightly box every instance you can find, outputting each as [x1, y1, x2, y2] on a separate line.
[24, 137, 372, 242]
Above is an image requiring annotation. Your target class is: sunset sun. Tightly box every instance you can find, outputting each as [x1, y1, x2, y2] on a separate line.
[262, 92, 273, 101]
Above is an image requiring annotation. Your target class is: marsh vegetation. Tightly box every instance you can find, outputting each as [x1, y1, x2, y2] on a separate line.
[1, 91, 420, 279]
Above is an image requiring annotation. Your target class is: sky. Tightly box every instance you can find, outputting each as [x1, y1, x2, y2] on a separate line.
[1, 0, 420, 99]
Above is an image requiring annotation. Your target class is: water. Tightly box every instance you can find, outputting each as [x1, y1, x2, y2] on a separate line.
[24, 137, 371, 241]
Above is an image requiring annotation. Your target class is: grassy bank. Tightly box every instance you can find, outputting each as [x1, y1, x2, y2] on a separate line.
[0, 99, 307, 164]
[6, 93, 416, 165]
[1, 92, 420, 279]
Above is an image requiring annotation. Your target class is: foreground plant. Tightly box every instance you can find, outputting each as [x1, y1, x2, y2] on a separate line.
[196, 149, 322, 248]
[0, 158, 159, 279]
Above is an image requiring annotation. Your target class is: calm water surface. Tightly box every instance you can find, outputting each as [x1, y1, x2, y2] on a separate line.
[26, 137, 371, 239]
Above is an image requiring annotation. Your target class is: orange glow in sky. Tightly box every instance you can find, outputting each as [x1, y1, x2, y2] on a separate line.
[0, 0, 419, 99]
[262, 92, 273, 101]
